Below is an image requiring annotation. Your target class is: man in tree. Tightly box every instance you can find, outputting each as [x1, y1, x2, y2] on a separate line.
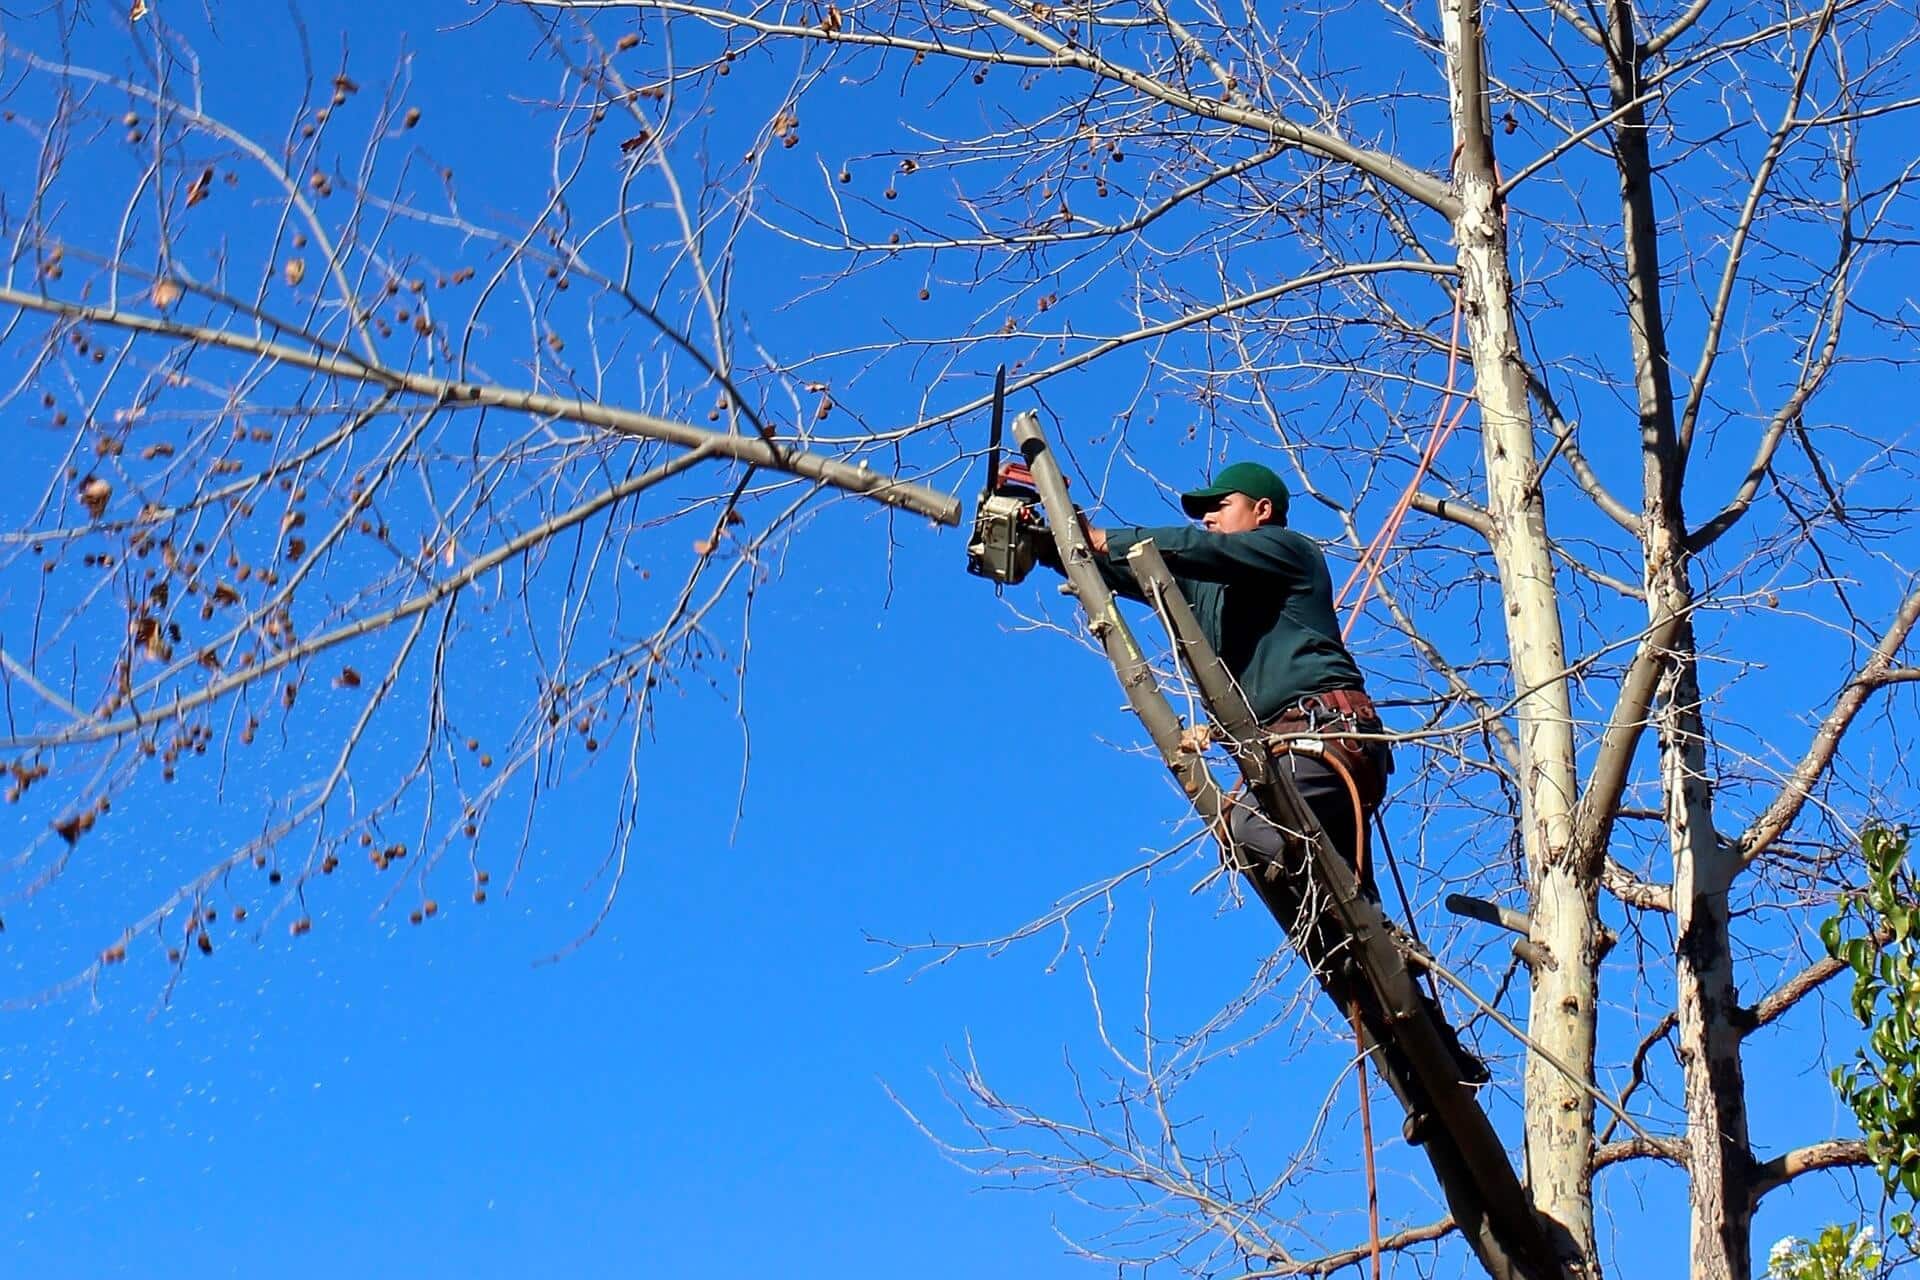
[1042, 460, 1390, 883]
[1043, 460, 1490, 1097]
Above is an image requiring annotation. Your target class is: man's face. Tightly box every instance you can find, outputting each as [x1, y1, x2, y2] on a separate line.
[1201, 492, 1272, 534]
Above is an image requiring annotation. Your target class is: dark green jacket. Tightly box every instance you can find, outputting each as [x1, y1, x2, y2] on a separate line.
[1090, 524, 1366, 723]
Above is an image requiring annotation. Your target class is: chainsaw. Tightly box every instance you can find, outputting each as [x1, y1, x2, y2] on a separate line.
[964, 366, 1049, 586]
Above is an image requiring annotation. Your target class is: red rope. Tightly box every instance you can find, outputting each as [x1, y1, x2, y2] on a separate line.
[1338, 293, 1470, 640]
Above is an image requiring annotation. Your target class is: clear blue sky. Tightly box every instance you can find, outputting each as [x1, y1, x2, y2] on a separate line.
[0, 2, 1895, 1276]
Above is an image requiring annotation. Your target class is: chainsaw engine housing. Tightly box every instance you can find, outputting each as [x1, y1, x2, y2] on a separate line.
[966, 492, 1041, 585]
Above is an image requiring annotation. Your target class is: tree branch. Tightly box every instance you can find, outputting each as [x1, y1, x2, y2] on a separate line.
[1408, 490, 1493, 537]
[1602, 858, 1673, 911]
[1498, 90, 1661, 197]
[1542, 0, 1606, 46]
[1737, 955, 1848, 1033]
[1750, 1140, 1872, 1203]
[0, 444, 722, 752]
[1675, 0, 1839, 460]
[1646, 0, 1716, 57]
[1600, 1013, 1677, 1144]
[1520, 360, 1642, 534]
[0, 286, 961, 526]
[1593, 1135, 1689, 1172]
[552, 0, 1463, 216]
[1247, 1217, 1457, 1277]
[943, 0, 1460, 215]
[1567, 611, 1684, 876]
[1737, 579, 1920, 867]
[898, 262, 1459, 437]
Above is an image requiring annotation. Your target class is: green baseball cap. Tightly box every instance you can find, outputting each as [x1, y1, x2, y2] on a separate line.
[1179, 461, 1291, 523]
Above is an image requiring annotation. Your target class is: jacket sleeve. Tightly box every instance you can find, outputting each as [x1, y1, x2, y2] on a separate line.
[1105, 524, 1312, 586]
[1031, 528, 1148, 602]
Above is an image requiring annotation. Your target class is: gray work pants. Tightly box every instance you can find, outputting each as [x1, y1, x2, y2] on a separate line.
[1222, 739, 1389, 899]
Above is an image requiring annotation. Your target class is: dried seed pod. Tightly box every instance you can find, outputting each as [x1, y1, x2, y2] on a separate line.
[78, 475, 112, 519]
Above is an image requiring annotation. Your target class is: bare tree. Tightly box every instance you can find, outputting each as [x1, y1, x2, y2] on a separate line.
[4, 2, 1919, 1277]
[0, 10, 959, 983]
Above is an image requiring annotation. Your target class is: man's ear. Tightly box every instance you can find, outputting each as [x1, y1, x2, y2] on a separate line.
[1252, 497, 1275, 526]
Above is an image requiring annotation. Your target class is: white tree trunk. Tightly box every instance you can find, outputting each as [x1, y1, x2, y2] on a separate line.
[1441, 3, 1598, 1273]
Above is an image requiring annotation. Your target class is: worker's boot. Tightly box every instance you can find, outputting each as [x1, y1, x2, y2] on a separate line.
[1422, 990, 1492, 1087]
[1378, 920, 1491, 1088]
[1399, 996, 1491, 1147]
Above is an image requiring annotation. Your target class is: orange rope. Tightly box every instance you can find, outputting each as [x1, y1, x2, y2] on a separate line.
[1337, 293, 1470, 640]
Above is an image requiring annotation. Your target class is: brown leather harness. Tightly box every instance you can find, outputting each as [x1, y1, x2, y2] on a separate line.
[1265, 686, 1388, 809]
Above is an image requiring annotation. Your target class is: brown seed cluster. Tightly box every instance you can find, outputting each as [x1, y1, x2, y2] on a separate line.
[51, 801, 103, 845]
[770, 107, 801, 150]
[6, 759, 51, 804]
[78, 474, 112, 519]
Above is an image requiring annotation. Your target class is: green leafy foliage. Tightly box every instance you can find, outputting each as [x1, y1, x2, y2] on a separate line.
[1823, 825, 1920, 1237]
[1766, 1225, 1882, 1280]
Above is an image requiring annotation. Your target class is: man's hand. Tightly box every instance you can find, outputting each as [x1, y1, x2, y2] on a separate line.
[1084, 523, 1109, 554]
[1178, 723, 1213, 754]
